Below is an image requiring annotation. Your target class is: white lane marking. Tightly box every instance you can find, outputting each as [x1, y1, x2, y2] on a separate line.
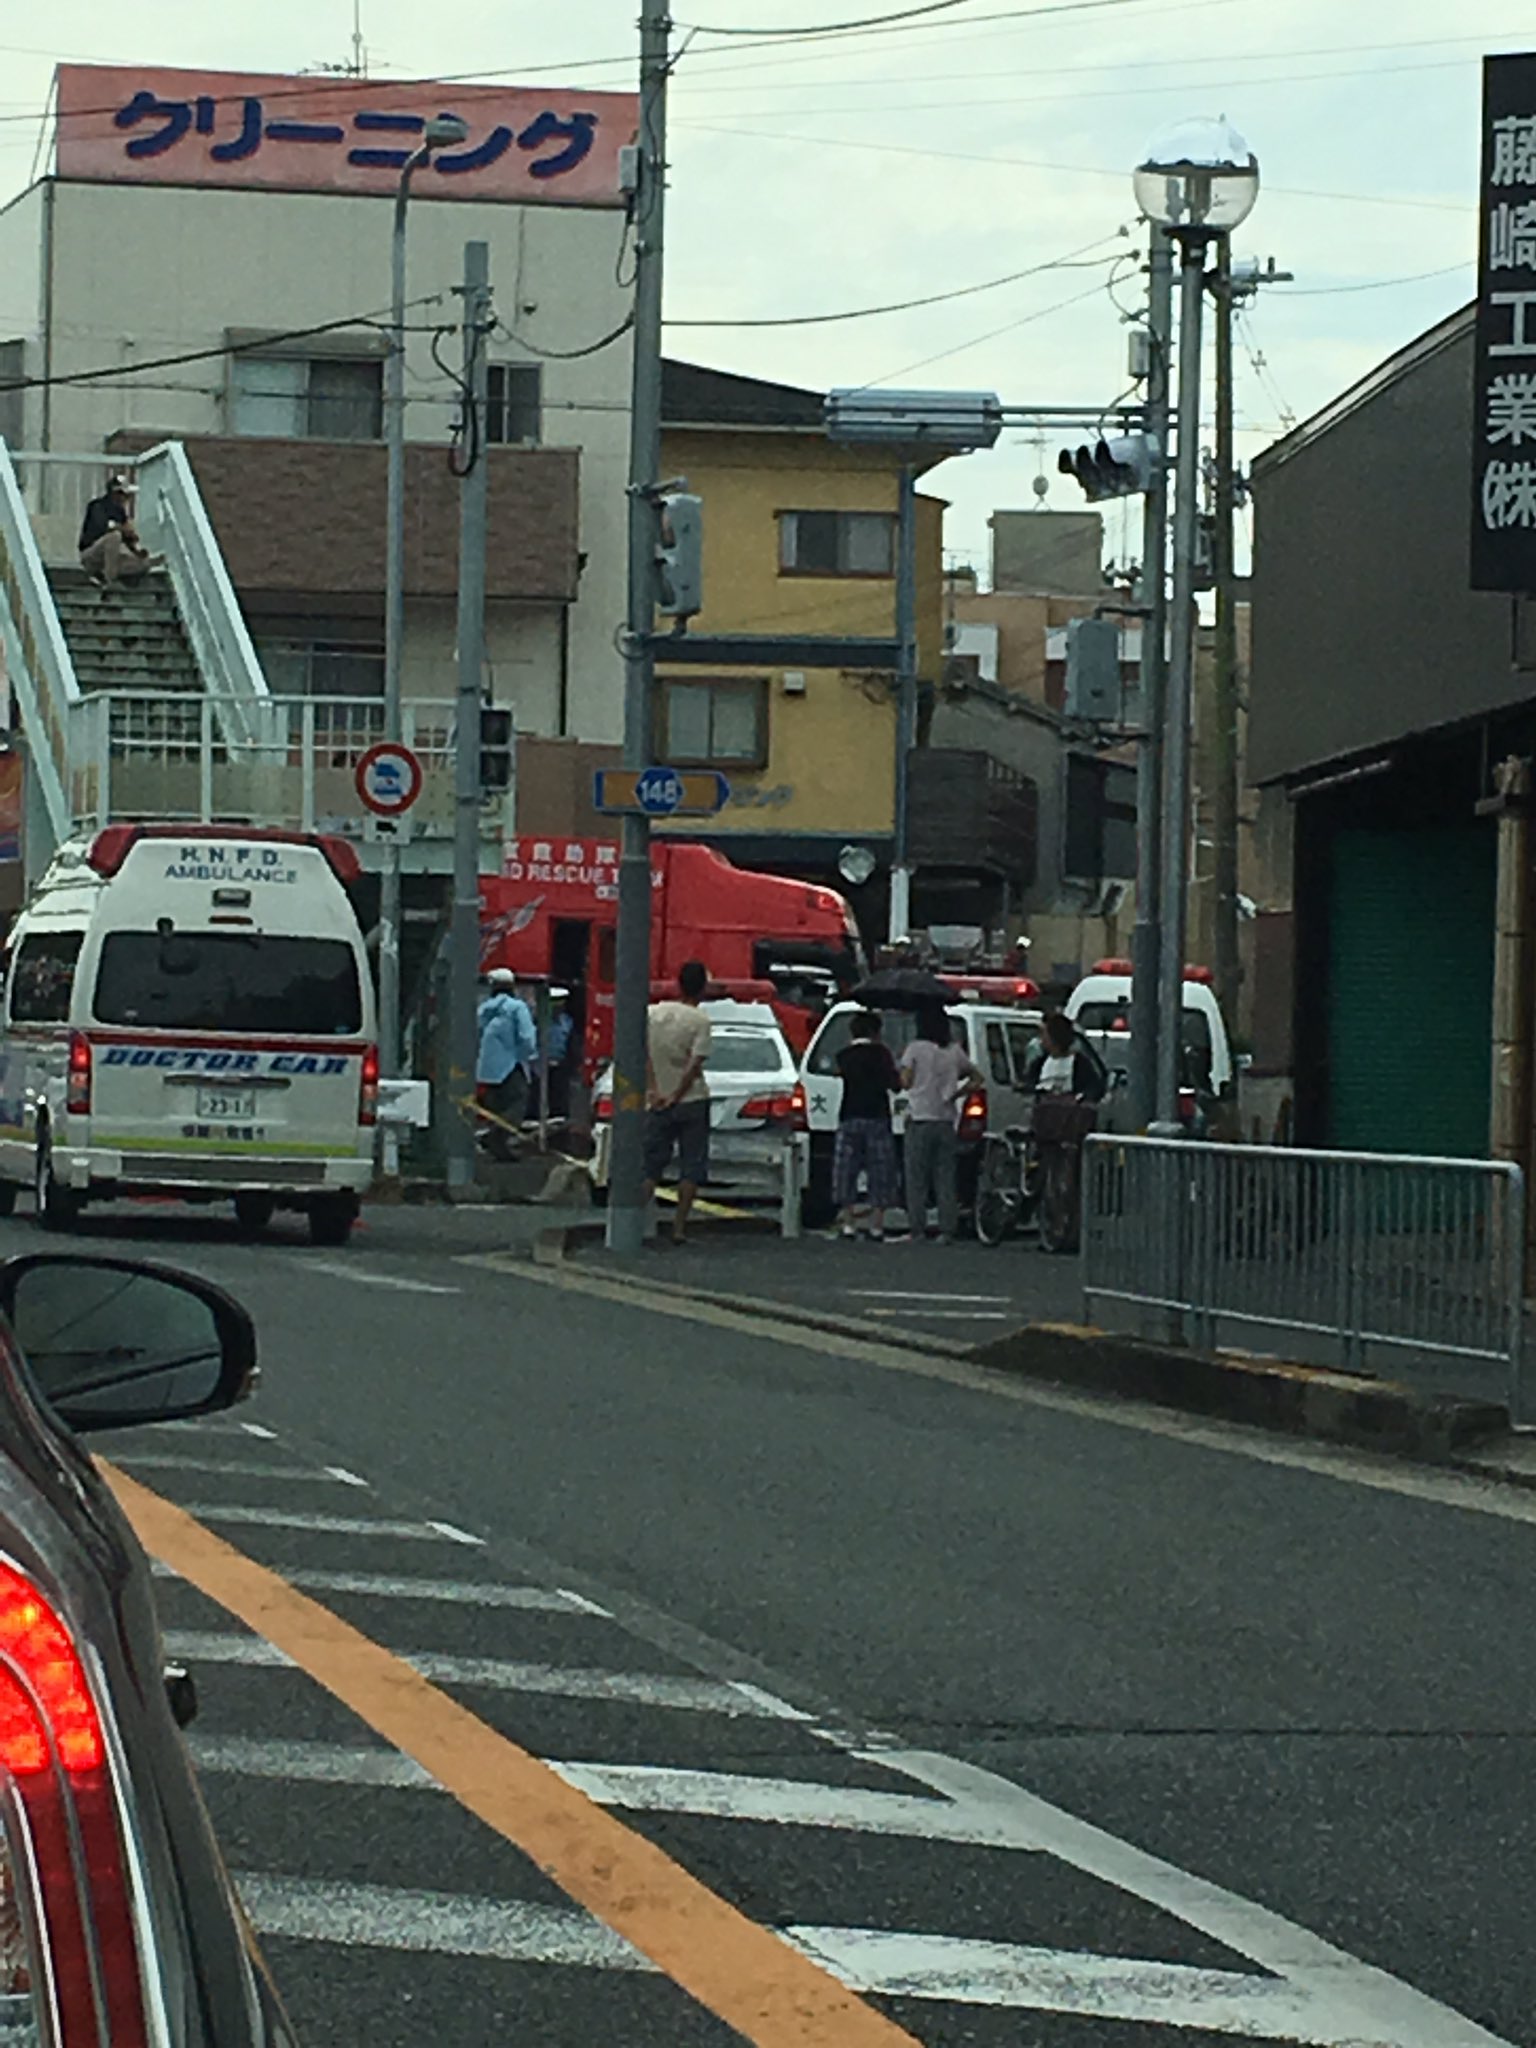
[866, 1309, 1011, 1322]
[873, 1750, 1515, 2047]
[302, 1258, 459, 1296]
[162, 1631, 810, 1720]
[236, 1873, 653, 1971]
[784, 1930, 1325, 2038]
[240, 1422, 278, 1440]
[192, 1736, 435, 1790]
[846, 1291, 1010, 1304]
[175, 1505, 483, 1544]
[273, 1567, 609, 1615]
[551, 1763, 1034, 1848]
[108, 1454, 360, 1484]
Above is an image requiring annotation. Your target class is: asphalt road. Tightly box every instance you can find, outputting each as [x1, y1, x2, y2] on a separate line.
[22, 1193, 1536, 2046]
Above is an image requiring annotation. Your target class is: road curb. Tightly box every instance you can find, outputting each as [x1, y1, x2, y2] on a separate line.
[520, 1238, 1521, 1476]
[534, 1214, 778, 1266]
[971, 1322, 1510, 1465]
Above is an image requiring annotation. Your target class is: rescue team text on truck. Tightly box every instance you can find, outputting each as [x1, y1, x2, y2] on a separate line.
[0, 827, 379, 1244]
[480, 837, 864, 1071]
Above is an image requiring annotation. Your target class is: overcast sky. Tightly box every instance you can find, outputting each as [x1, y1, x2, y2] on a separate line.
[0, 0, 1508, 575]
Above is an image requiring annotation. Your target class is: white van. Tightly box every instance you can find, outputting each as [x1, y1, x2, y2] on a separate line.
[0, 826, 379, 1243]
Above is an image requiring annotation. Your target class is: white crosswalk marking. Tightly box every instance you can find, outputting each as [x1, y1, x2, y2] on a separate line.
[237, 1874, 652, 1971]
[163, 1631, 810, 1719]
[192, 1737, 435, 1790]
[111, 1453, 363, 1483]
[274, 1568, 608, 1614]
[784, 1930, 1324, 2037]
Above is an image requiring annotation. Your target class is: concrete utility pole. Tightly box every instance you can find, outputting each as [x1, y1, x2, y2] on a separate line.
[889, 464, 918, 943]
[446, 241, 492, 1195]
[1154, 235, 1210, 1130]
[607, 0, 671, 1256]
[1210, 237, 1240, 1027]
[1129, 229, 1173, 1132]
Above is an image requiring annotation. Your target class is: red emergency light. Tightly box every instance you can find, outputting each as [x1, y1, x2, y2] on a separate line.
[1089, 958, 1213, 983]
[86, 824, 362, 885]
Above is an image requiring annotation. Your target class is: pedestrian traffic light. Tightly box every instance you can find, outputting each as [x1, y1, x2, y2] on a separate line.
[655, 491, 704, 618]
[479, 705, 513, 793]
[1057, 434, 1159, 502]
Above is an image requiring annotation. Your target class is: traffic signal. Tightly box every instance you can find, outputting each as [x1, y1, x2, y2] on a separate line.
[479, 705, 513, 793]
[1057, 434, 1159, 502]
[655, 491, 704, 617]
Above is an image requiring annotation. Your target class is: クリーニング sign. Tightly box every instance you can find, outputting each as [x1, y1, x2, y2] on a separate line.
[53, 64, 637, 209]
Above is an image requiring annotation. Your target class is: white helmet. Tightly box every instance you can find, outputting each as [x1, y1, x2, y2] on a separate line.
[487, 967, 517, 989]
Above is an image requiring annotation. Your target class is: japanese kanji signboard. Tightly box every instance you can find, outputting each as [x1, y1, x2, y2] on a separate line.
[1473, 52, 1536, 592]
[53, 65, 637, 208]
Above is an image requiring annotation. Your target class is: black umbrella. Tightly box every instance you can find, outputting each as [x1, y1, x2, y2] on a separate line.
[850, 967, 955, 1012]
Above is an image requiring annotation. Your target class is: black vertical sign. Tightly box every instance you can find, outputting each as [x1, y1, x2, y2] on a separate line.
[1472, 53, 1536, 593]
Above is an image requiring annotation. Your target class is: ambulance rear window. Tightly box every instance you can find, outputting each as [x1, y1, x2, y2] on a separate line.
[9, 932, 82, 1024]
[93, 932, 362, 1035]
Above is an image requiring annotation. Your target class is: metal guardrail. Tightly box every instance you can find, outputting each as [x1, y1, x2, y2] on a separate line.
[1082, 1135, 1526, 1418]
[0, 440, 85, 855]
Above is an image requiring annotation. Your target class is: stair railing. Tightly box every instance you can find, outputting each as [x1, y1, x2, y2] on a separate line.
[0, 440, 87, 858]
[132, 442, 280, 756]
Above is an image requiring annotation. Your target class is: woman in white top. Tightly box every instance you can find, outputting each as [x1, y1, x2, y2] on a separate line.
[898, 1007, 983, 1241]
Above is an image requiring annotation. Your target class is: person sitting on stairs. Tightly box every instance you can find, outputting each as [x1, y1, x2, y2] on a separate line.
[78, 475, 155, 587]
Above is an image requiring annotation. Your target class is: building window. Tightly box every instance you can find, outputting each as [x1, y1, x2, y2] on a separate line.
[255, 637, 385, 698]
[779, 510, 894, 577]
[1064, 754, 1137, 882]
[661, 678, 767, 768]
[229, 356, 382, 441]
[485, 363, 541, 446]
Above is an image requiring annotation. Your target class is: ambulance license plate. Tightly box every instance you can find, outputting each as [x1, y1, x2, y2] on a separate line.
[196, 1087, 258, 1123]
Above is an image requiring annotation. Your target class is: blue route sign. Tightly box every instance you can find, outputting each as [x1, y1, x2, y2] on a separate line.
[594, 767, 730, 818]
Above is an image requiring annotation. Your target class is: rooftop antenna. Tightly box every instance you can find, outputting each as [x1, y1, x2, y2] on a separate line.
[304, 0, 368, 75]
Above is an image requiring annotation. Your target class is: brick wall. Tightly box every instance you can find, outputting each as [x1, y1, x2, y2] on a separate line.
[109, 434, 580, 603]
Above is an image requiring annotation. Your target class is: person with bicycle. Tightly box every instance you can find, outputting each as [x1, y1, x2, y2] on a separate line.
[1026, 1011, 1107, 1104]
[1025, 1012, 1106, 1253]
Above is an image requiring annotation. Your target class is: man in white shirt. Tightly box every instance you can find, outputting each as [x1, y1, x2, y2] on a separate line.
[643, 960, 712, 1245]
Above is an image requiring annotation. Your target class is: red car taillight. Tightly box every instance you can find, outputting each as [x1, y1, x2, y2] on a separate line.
[359, 1044, 380, 1126]
[593, 1094, 612, 1123]
[740, 1088, 807, 1132]
[958, 1086, 987, 1139]
[0, 1559, 150, 2044]
[66, 1034, 91, 1116]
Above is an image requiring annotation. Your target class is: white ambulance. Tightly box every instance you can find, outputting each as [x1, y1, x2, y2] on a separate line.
[0, 826, 379, 1243]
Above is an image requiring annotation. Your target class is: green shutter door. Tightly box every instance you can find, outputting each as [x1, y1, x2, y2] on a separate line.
[1327, 825, 1495, 1156]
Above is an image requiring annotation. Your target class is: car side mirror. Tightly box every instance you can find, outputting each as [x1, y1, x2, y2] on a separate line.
[0, 1255, 257, 1436]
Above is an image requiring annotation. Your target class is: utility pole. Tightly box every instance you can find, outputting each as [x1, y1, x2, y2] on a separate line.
[1210, 236, 1240, 1027]
[1154, 233, 1211, 1131]
[446, 241, 491, 1195]
[607, 0, 670, 1256]
[1129, 228, 1173, 1132]
[889, 463, 918, 943]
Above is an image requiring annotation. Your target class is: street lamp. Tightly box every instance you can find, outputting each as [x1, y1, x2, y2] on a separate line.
[379, 110, 469, 1166]
[825, 389, 1002, 942]
[1132, 117, 1257, 1130]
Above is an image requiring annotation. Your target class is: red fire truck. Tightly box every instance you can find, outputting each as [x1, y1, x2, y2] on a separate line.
[480, 838, 864, 1075]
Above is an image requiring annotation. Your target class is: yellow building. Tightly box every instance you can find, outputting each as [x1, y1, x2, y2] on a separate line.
[655, 361, 944, 896]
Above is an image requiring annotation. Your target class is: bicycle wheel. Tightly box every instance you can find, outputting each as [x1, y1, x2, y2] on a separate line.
[974, 1138, 1020, 1247]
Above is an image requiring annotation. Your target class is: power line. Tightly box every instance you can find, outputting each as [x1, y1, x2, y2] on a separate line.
[1280, 261, 1472, 296]
[664, 231, 1128, 327]
[865, 268, 1131, 387]
[0, 300, 445, 395]
[674, 117, 1475, 215]
[675, 23, 1524, 96]
[677, 0, 974, 34]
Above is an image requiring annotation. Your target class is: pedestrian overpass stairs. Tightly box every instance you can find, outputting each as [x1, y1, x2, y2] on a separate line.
[0, 439, 475, 890]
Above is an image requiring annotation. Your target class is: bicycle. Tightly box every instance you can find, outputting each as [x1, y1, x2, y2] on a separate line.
[1032, 1095, 1100, 1253]
[973, 1124, 1040, 1246]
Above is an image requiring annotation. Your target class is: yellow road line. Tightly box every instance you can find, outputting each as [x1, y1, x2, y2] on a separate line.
[105, 1467, 921, 2048]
